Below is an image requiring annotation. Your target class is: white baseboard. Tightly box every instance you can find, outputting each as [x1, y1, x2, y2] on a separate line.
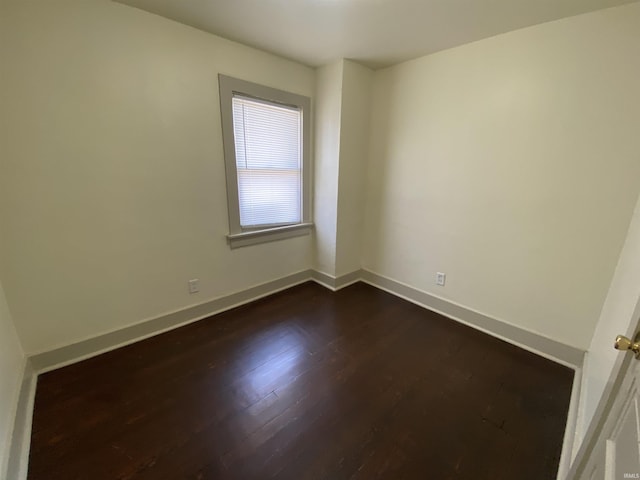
[6, 359, 36, 480]
[557, 366, 583, 480]
[12, 267, 585, 480]
[30, 269, 315, 373]
[28, 267, 584, 374]
[1, 360, 23, 480]
[13, 270, 320, 479]
[310, 270, 362, 291]
[359, 269, 585, 480]
[360, 269, 585, 368]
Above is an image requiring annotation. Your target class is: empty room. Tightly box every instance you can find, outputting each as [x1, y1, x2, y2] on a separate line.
[1, 0, 640, 479]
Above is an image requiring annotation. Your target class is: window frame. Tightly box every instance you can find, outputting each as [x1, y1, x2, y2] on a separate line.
[218, 74, 312, 249]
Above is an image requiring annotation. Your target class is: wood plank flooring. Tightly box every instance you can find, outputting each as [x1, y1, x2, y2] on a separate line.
[28, 282, 574, 479]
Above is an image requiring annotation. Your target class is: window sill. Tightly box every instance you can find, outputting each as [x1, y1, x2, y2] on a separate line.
[227, 222, 313, 249]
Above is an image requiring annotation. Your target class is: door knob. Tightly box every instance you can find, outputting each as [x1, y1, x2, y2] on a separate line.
[614, 332, 640, 359]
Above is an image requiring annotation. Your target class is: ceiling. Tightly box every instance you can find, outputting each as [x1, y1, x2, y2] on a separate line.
[115, 0, 639, 68]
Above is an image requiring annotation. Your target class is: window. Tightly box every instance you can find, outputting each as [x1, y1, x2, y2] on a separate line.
[218, 75, 312, 248]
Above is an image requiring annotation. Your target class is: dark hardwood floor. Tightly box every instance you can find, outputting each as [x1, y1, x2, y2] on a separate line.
[28, 282, 574, 480]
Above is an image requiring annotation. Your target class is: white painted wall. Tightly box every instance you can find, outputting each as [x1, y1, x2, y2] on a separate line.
[313, 59, 373, 279]
[335, 61, 373, 277]
[363, 3, 640, 350]
[0, 280, 24, 479]
[313, 61, 343, 277]
[0, 0, 637, 400]
[0, 0, 315, 354]
[577, 190, 640, 446]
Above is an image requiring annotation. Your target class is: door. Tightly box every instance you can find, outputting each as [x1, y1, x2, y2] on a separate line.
[568, 319, 640, 479]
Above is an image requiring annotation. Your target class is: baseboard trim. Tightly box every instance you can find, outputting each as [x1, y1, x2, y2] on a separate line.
[29, 267, 585, 373]
[13, 267, 586, 480]
[6, 359, 36, 480]
[310, 269, 362, 291]
[557, 365, 583, 480]
[30, 269, 314, 373]
[335, 270, 363, 290]
[360, 269, 585, 368]
[310, 270, 335, 290]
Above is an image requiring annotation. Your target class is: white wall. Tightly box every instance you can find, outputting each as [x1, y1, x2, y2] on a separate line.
[313, 61, 343, 277]
[313, 59, 373, 279]
[0, 0, 637, 369]
[0, 0, 315, 354]
[335, 61, 373, 277]
[577, 190, 640, 445]
[0, 280, 24, 479]
[363, 3, 640, 350]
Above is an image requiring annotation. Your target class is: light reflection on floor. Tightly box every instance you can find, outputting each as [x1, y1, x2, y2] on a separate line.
[227, 323, 310, 443]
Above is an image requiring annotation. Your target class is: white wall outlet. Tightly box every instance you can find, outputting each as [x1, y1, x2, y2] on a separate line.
[188, 279, 200, 294]
[436, 272, 446, 286]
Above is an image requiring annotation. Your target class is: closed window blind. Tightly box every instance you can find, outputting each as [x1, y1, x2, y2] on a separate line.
[232, 95, 302, 228]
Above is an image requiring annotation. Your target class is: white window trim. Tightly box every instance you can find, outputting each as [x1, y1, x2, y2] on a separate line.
[218, 74, 312, 248]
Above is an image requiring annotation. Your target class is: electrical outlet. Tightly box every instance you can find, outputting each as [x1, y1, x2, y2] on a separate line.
[188, 279, 200, 294]
[436, 272, 446, 286]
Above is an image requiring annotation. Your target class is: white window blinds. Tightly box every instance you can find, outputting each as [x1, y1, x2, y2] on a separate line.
[232, 95, 302, 228]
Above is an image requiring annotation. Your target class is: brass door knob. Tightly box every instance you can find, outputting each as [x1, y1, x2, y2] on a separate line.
[614, 333, 640, 359]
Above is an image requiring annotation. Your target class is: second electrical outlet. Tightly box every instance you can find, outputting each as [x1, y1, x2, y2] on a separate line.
[436, 272, 446, 286]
